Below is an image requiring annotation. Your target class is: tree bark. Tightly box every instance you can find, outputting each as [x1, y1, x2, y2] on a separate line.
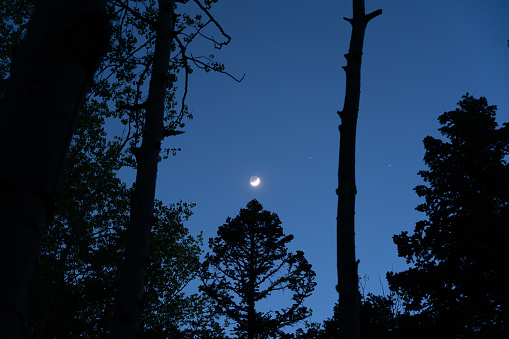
[0, 0, 108, 336]
[112, 0, 176, 337]
[336, 1, 381, 338]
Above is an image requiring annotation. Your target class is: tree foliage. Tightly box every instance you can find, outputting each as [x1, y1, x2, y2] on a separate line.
[0, 0, 33, 94]
[199, 199, 316, 339]
[1, 0, 234, 164]
[23, 106, 207, 338]
[388, 94, 509, 337]
[291, 292, 413, 339]
[2, 0, 236, 336]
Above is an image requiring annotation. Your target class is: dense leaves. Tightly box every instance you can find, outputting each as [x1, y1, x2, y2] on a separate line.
[24, 107, 206, 337]
[388, 94, 509, 337]
[199, 199, 316, 339]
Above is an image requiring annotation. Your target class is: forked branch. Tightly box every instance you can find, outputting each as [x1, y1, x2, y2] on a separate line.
[192, 0, 231, 48]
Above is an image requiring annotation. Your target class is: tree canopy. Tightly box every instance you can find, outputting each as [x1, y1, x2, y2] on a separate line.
[1, 0, 236, 336]
[388, 94, 509, 337]
[23, 104, 207, 338]
[199, 199, 316, 339]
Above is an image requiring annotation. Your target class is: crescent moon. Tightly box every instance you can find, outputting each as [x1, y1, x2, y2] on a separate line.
[250, 176, 260, 187]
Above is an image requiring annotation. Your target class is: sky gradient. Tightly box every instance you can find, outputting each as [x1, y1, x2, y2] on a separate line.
[119, 0, 509, 324]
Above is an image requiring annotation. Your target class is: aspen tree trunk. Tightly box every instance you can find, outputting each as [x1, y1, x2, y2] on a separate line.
[112, 0, 176, 337]
[0, 1, 108, 336]
[336, 1, 381, 338]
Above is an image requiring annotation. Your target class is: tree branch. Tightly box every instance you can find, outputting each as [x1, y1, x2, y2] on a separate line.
[118, 102, 146, 111]
[110, 0, 157, 28]
[189, 54, 245, 82]
[163, 129, 185, 137]
[365, 8, 383, 23]
[172, 35, 190, 130]
[192, 0, 231, 49]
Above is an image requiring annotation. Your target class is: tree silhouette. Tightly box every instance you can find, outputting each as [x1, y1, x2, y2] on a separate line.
[1, 1, 236, 335]
[22, 105, 207, 337]
[0, 0, 109, 335]
[87, 0, 234, 335]
[23, 103, 131, 338]
[388, 94, 509, 337]
[292, 293, 413, 339]
[336, 1, 381, 338]
[111, 1, 179, 335]
[199, 199, 316, 339]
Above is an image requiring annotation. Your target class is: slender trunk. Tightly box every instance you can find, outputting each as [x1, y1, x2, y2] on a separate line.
[247, 232, 256, 339]
[0, 0, 108, 336]
[336, 1, 381, 338]
[112, 0, 176, 337]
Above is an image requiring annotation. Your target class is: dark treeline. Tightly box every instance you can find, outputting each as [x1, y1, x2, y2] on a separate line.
[294, 94, 509, 338]
[1, 0, 508, 338]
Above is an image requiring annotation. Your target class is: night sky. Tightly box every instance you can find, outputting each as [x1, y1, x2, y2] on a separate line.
[120, 0, 509, 324]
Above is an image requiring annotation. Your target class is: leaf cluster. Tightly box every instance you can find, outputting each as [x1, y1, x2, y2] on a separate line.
[0, 0, 34, 94]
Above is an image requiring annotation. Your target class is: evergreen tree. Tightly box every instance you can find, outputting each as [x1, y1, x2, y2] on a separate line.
[199, 199, 316, 339]
[388, 94, 509, 337]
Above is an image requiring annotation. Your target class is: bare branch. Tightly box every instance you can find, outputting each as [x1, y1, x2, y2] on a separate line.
[119, 102, 146, 111]
[365, 8, 383, 23]
[192, 0, 231, 49]
[110, 0, 157, 27]
[173, 35, 191, 129]
[163, 129, 185, 137]
[192, 19, 232, 50]
[189, 54, 245, 82]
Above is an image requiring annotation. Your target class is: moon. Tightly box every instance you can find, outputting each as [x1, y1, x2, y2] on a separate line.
[249, 176, 260, 187]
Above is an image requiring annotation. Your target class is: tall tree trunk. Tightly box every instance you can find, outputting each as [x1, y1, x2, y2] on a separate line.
[336, 1, 381, 338]
[247, 232, 256, 339]
[0, 1, 108, 336]
[112, 0, 176, 337]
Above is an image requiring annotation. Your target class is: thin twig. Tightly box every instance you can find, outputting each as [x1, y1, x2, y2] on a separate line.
[111, 0, 157, 27]
[192, 0, 231, 48]
[174, 36, 190, 128]
[189, 54, 245, 82]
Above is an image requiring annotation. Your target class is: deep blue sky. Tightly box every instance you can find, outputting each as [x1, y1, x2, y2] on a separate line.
[121, 0, 509, 325]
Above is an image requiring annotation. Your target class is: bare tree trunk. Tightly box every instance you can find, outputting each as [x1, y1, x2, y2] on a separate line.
[336, 1, 381, 338]
[0, 1, 108, 336]
[112, 0, 176, 337]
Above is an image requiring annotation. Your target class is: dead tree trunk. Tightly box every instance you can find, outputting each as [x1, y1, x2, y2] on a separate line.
[336, 1, 381, 338]
[0, 1, 108, 336]
[111, 0, 176, 337]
